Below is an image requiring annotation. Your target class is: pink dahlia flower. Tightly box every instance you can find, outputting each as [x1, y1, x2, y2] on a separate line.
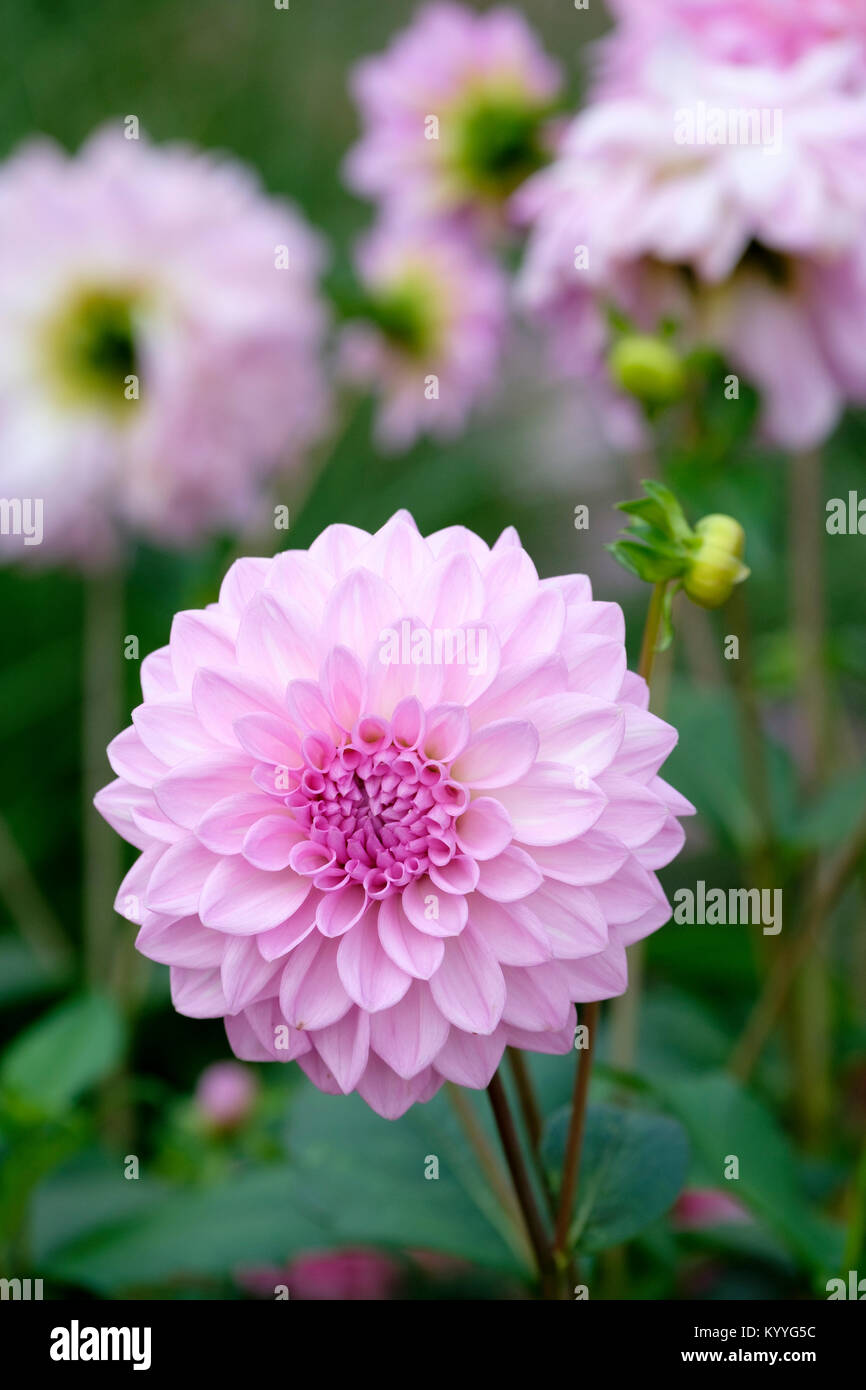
[671, 1187, 752, 1231]
[340, 221, 508, 450]
[96, 511, 692, 1119]
[516, 39, 866, 448]
[344, 2, 562, 227]
[601, 1, 866, 90]
[0, 127, 328, 564]
[194, 1060, 259, 1131]
[237, 1248, 400, 1300]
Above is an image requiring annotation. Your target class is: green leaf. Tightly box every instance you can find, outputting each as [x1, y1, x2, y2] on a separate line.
[608, 541, 683, 583]
[36, 1087, 528, 1294]
[661, 1074, 844, 1276]
[287, 1087, 527, 1272]
[642, 480, 693, 541]
[542, 1102, 689, 1253]
[36, 1165, 325, 1293]
[787, 769, 866, 852]
[0, 994, 124, 1117]
[616, 497, 671, 532]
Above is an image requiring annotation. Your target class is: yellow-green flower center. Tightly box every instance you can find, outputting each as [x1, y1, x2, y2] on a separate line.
[448, 87, 549, 200]
[44, 286, 140, 412]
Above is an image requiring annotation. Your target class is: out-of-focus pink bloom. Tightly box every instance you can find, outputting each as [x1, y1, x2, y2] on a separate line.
[340, 221, 508, 450]
[344, 2, 562, 227]
[194, 1060, 258, 1131]
[95, 511, 692, 1119]
[0, 127, 329, 565]
[238, 1248, 401, 1300]
[516, 39, 866, 448]
[672, 1187, 752, 1230]
[601, 1, 866, 91]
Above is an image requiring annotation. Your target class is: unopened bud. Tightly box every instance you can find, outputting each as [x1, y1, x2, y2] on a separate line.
[683, 514, 749, 608]
[608, 334, 686, 406]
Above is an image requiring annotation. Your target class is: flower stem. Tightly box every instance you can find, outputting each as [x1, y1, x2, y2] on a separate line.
[637, 580, 667, 684]
[788, 449, 833, 1143]
[730, 807, 866, 1081]
[507, 1046, 557, 1220]
[487, 1070, 557, 1297]
[610, 581, 668, 1073]
[553, 1001, 599, 1267]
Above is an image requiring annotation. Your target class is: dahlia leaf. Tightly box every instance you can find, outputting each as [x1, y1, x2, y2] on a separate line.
[0, 994, 124, 1119]
[542, 1102, 689, 1253]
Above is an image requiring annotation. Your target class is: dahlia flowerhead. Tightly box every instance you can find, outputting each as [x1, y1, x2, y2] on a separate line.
[344, 2, 562, 228]
[516, 38, 866, 449]
[601, 0, 866, 90]
[0, 127, 328, 564]
[96, 512, 692, 1118]
[340, 221, 508, 450]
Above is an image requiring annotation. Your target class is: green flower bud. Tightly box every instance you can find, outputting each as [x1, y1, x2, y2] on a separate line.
[608, 334, 686, 407]
[683, 514, 749, 609]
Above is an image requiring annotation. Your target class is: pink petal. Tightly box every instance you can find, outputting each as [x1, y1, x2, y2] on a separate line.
[528, 692, 624, 774]
[320, 646, 367, 733]
[421, 704, 471, 762]
[196, 793, 282, 855]
[433, 1026, 506, 1088]
[133, 700, 220, 766]
[218, 557, 270, 619]
[428, 928, 505, 1034]
[493, 763, 606, 845]
[236, 590, 323, 688]
[369, 982, 449, 1079]
[153, 751, 253, 829]
[169, 610, 236, 693]
[455, 796, 514, 860]
[233, 712, 303, 767]
[135, 914, 225, 968]
[401, 876, 468, 937]
[242, 816, 303, 871]
[107, 726, 168, 787]
[451, 720, 539, 789]
[377, 896, 445, 979]
[146, 837, 219, 916]
[199, 857, 311, 934]
[525, 828, 629, 886]
[310, 1007, 371, 1093]
[337, 910, 412, 1011]
[356, 1055, 440, 1119]
[501, 961, 573, 1031]
[475, 845, 543, 902]
[192, 668, 284, 746]
[594, 773, 669, 848]
[279, 933, 352, 1030]
[221, 935, 282, 1012]
[467, 895, 552, 965]
[170, 966, 227, 1018]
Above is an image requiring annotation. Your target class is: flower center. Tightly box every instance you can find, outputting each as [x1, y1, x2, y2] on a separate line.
[450, 88, 549, 199]
[44, 286, 140, 411]
[368, 273, 443, 357]
[287, 725, 469, 898]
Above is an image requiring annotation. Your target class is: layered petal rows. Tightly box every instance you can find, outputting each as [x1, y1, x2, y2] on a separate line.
[96, 512, 692, 1118]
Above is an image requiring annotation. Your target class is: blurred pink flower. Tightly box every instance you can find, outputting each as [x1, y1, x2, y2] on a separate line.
[238, 1248, 400, 1300]
[672, 1187, 752, 1230]
[194, 1060, 258, 1131]
[344, 2, 562, 228]
[601, 1, 866, 91]
[340, 221, 508, 450]
[0, 127, 329, 564]
[516, 38, 866, 448]
[96, 511, 692, 1119]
